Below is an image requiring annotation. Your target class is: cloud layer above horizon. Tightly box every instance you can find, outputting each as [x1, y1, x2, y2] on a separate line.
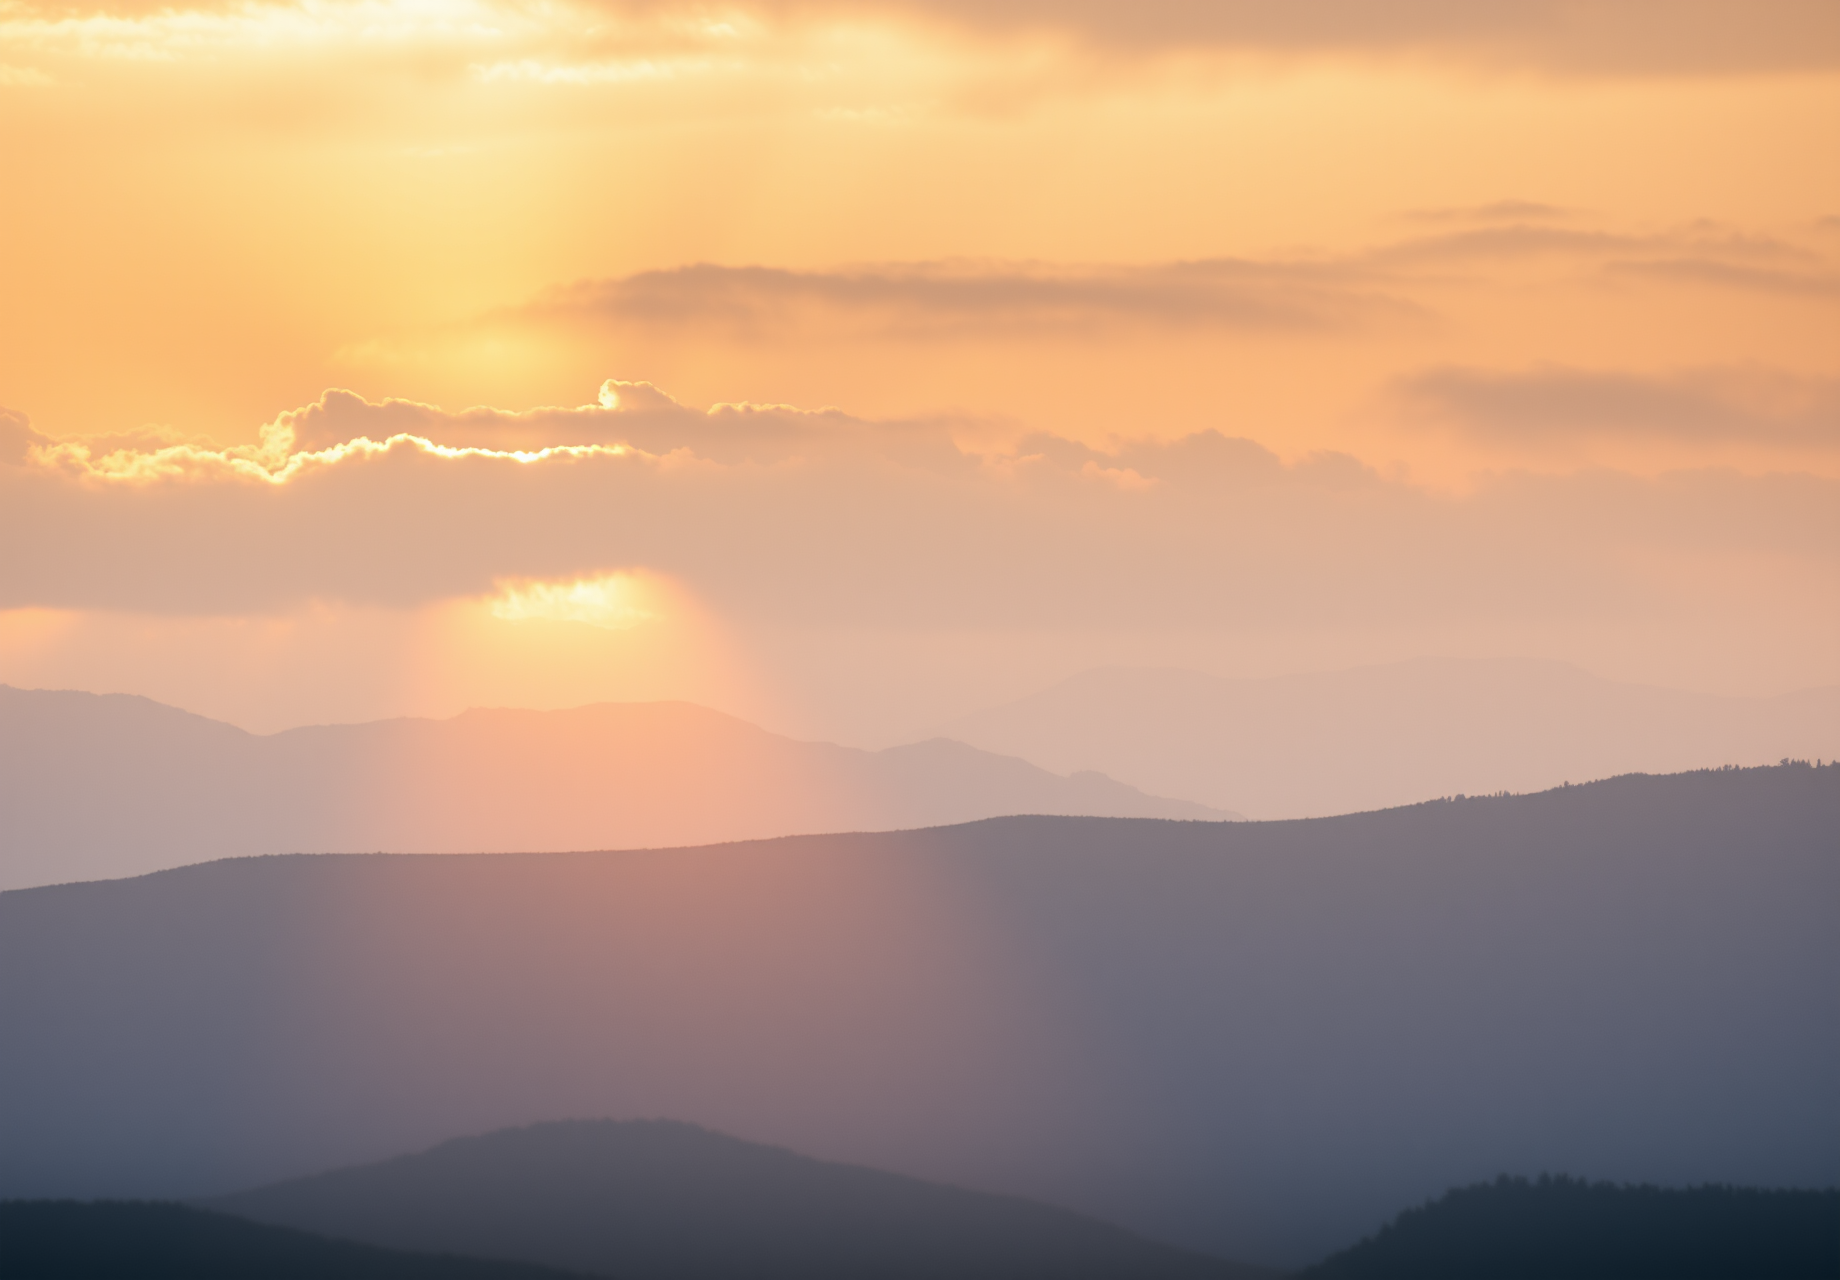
[3, 378, 1834, 737]
[2, 379, 1831, 622]
[1, 0, 1835, 735]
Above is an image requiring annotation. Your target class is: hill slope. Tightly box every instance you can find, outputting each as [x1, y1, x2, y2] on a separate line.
[208, 1119, 1258, 1280]
[931, 657, 1840, 816]
[0, 687, 1226, 891]
[0, 1201, 581, 1279]
[2, 764, 1835, 1267]
[1302, 1177, 1840, 1280]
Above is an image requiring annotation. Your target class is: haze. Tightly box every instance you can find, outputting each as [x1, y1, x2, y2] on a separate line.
[2, 6, 1837, 1275]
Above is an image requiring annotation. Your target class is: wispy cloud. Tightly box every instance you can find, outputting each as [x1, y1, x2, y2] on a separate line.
[1400, 200, 1574, 224]
[15, 0, 1835, 76]
[1605, 257, 1840, 299]
[524, 260, 1419, 338]
[1399, 365, 1840, 448]
[660, 0, 1840, 75]
[491, 216, 1836, 347]
[1364, 223, 1819, 270]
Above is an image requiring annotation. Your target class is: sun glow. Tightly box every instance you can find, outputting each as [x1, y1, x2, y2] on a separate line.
[490, 572, 654, 629]
[0, 573, 764, 735]
[24, 428, 633, 485]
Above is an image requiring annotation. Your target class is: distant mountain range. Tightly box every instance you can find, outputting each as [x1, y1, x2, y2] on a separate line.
[4, 763, 1833, 1267]
[0, 687, 1227, 891]
[931, 657, 1840, 817]
[206, 1119, 1261, 1280]
[1303, 1176, 1840, 1280]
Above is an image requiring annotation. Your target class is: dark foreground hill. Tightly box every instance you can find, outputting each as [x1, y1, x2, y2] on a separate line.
[2, 764, 1835, 1267]
[0, 687, 1227, 891]
[207, 1119, 1259, 1280]
[0, 1201, 581, 1280]
[1303, 1176, 1840, 1280]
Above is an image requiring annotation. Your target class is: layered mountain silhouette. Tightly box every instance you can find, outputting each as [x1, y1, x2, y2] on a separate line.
[0, 1201, 581, 1279]
[1302, 1176, 1840, 1280]
[0, 687, 1227, 891]
[206, 1119, 1261, 1279]
[932, 657, 1840, 817]
[3, 764, 1834, 1267]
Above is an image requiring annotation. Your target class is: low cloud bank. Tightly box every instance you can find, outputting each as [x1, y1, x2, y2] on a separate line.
[1, 382, 1833, 648]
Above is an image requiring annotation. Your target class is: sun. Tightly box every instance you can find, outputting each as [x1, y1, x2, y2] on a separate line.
[489, 573, 654, 630]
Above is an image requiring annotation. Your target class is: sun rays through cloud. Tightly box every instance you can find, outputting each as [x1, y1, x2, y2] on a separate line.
[490, 571, 656, 629]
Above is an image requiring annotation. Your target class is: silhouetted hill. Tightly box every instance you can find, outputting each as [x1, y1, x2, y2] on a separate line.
[1302, 1176, 1840, 1279]
[0, 687, 1227, 891]
[208, 1119, 1261, 1280]
[0, 1201, 582, 1279]
[2, 764, 1834, 1267]
[931, 657, 1840, 816]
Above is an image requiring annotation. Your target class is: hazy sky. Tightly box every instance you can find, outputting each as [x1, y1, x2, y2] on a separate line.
[2, 0, 1836, 740]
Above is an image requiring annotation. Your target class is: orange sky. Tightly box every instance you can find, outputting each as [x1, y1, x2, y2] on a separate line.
[2, 0, 1837, 737]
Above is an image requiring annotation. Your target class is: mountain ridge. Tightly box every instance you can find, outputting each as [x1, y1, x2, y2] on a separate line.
[0, 686, 1229, 891]
[4, 764, 1834, 1267]
[205, 1118, 1266, 1280]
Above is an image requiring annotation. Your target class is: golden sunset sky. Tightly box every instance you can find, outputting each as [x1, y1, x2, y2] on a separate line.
[2, 0, 1837, 739]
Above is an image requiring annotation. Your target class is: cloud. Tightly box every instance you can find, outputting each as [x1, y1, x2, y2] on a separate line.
[3, 384, 1833, 643]
[486, 217, 1834, 356]
[1, 0, 1829, 175]
[451, 0, 1840, 77]
[1604, 258, 1840, 299]
[525, 260, 1416, 339]
[0, 61, 53, 85]
[0, 0, 511, 62]
[270, 382, 970, 469]
[1364, 223, 1818, 271]
[667, 0, 1840, 75]
[1401, 200, 1574, 224]
[0, 407, 51, 465]
[1399, 366, 1840, 449]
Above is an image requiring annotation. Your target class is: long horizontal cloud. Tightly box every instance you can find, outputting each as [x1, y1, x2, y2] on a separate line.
[527, 261, 1416, 338]
[36, 0, 1840, 75]
[515, 222, 1836, 341]
[15, 0, 1836, 77]
[1605, 258, 1840, 300]
[1400, 366, 1840, 449]
[1363, 224, 1819, 270]
[827, 0, 1840, 73]
[1401, 201, 1573, 224]
[2, 383, 1834, 634]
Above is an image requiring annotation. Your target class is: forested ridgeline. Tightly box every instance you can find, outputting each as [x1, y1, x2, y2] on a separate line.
[1305, 1176, 1840, 1280]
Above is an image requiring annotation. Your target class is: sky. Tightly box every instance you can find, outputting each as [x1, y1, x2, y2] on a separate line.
[2, 0, 1836, 742]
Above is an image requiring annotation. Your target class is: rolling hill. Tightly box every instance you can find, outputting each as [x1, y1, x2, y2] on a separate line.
[207, 1119, 1260, 1280]
[0, 686, 1227, 891]
[2, 763, 1834, 1267]
[930, 657, 1840, 817]
[0, 1200, 582, 1279]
